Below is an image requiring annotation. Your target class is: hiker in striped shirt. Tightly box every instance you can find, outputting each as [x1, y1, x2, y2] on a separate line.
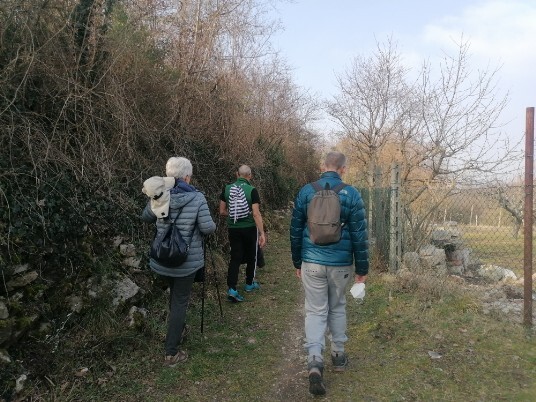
[219, 165, 266, 302]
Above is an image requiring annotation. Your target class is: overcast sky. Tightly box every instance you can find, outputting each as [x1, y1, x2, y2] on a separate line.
[269, 0, 535, 150]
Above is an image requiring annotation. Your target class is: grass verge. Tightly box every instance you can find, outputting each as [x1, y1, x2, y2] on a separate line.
[25, 218, 536, 401]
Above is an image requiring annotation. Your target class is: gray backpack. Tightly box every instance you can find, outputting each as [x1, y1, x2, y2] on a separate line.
[307, 181, 347, 245]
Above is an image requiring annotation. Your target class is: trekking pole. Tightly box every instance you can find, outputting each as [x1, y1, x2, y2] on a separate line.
[201, 240, 206, 334]
[201, 267, 206, 334]
[208, 239, 224, 319]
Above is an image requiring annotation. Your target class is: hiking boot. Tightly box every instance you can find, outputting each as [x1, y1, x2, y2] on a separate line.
[307, 356, 326, 396]
[227, 288, 244, 302]
[331, 352, 349, 372]
[179, 324, 190, 345]
[163, 350, 188, 367]
[308, 367, 326, 395]
[244, 281, 260, 292]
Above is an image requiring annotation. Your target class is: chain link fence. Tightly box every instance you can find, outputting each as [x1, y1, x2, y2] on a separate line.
[362, 175, 527, 279]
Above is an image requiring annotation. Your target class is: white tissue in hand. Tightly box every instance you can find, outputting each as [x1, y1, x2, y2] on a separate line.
[350, 283, 365, 299]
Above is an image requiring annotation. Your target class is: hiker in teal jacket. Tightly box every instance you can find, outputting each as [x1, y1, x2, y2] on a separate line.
[290, 151, 368, 396]
[290, 173, 369, 275]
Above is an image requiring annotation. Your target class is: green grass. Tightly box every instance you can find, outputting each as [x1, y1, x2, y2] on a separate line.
[337, 276, 536, 401]
[24, 216, 536, 401]
[461, 225, 527, 275]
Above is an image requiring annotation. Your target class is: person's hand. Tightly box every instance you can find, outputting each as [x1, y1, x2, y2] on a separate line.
[295, 269, 301, 279]
[355, 274, 367, 283]
[258, 232, 266, 248]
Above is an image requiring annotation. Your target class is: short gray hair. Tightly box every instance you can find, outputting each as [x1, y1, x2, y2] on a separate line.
[324, 151, 346, 170]
[166, 157, 193, 179]
[238, 165, 251, 177]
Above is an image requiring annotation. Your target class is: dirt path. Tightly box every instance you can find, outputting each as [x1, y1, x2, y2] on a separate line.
[272, 300, 309, 400]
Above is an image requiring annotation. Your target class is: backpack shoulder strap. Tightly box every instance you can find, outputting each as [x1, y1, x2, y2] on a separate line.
[331, 182, 348, 194]
[311, 181, 347, 193]
[162, 202, 188, 224]
[311, 181, 323, 192]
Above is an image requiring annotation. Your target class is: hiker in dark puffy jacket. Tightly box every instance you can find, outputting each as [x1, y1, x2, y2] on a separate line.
[290, 151, 368, 396]
[141, 156, 216, 368]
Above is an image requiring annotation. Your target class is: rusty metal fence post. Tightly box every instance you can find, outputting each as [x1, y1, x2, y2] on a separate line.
[524, 107, 534, 327]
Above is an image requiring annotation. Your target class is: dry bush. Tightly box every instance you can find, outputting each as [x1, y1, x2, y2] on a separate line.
[384, 269, 469, 304]
[0, 0, 319, 267]
[0, 1, 321, 397]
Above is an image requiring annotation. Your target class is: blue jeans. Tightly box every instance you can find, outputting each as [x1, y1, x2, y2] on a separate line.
[301, 262, 353, 364]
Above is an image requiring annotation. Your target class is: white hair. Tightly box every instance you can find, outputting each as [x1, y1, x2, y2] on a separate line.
[166, 157, 193, 179]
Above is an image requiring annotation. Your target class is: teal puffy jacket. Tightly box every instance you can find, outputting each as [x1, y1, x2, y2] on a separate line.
[290, 171, 369, 275]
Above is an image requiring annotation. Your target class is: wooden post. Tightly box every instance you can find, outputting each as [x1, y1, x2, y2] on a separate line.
[470, 204, 474, 225]
[523, 107, 534, 327]
[389, 162, 402, 272]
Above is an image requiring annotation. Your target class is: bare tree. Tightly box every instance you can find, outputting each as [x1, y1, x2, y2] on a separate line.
[327, 37, 410, 186]
[329, 36, 520, 250]
[327, 37, 412, 234]
[414, 39, 518, 189]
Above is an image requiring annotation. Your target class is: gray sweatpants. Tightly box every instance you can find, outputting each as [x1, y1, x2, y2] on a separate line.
[301, 262, 353, 365]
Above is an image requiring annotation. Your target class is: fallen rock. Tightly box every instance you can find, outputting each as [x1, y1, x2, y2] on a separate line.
[113, 277, 140, 306]
[122, 257, 141, 269]
[7, 271, 39, 290]
[119, 244, 137, 257]
[477, 265, 517, 282]
[0, 349, 11, 364]
[0, 301, 8, 319]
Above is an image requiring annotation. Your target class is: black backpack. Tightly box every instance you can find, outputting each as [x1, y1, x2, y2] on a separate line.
[150, 208, 193, 267]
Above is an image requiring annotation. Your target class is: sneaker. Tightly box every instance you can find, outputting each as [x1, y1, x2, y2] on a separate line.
[179, 324, 190, 345]
[308, 367, 326, 395]
[331, 352, 349, 372]
[227, 288, 244, 302]
[244, 281, 260, 292]
[163, 350, 188, 367]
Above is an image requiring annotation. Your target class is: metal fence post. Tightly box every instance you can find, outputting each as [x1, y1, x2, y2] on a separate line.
[524, 107, 534, 327]
[389, 162, 401, 272]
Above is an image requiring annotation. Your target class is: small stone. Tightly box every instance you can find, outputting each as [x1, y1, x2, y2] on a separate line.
[113, 236, 124, 248]
[13, 264, 29, 275]
[0, 301, 8, 319]
[15, 374, 27, 393]
[122, 257, 141, 269]
[428, 351, 442, 359]
[7, 271, 39, 290]
[119, 244, 137, 257]
[75, 367, 89, 377]
[67, 296, 83, 313]
[0, 349, 11, 363]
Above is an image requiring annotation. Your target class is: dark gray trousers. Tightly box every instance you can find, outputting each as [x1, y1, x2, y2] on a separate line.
[164, 272, 196, 356]
[227, 226, 258, 289]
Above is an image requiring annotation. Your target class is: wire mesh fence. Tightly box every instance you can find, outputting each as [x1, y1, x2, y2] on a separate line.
[437, 186, 525, 275]
[361, 181, 527, 278]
